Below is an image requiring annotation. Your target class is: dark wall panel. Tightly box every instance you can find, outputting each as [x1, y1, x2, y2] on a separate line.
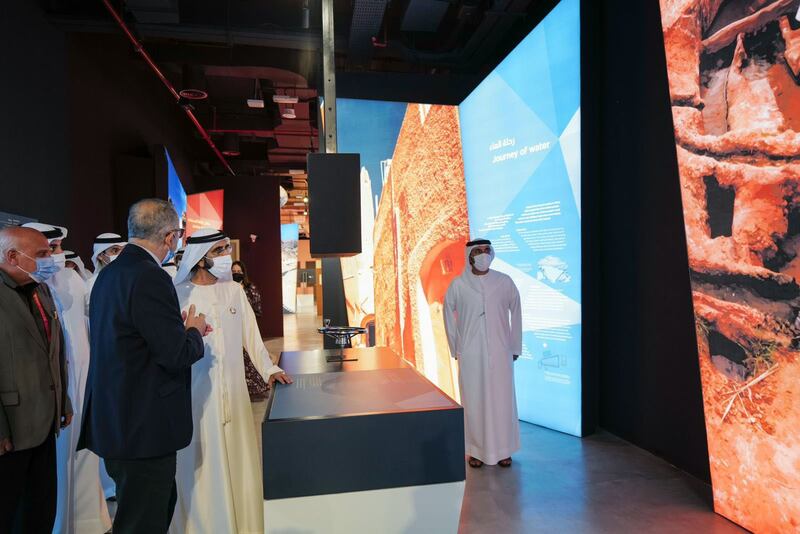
[66, 33, 202, 260]
[0, 2, 69, 226]
[223, 176, 283, 338]
[587, 0, 711, 481]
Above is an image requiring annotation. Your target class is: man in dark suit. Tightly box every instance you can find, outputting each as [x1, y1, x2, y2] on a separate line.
[79, 198, 209, 534]
[0, 226, 72, 534]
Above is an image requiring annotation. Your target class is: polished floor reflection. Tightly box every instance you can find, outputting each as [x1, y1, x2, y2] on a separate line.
[458, 424, 744, 534]
[272, 313, 745, 534]
[265, 313, 323, 362]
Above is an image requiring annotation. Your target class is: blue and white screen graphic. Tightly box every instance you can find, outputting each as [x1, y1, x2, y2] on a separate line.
[166, 147, 188, 250]
[459, 0, 581, 435]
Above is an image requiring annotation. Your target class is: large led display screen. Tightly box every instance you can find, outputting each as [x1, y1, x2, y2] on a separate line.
[337, 99, 405, 336]
[186, 189, 224, 237]
[281, 224, 299, 314]
[338, 100, 468, 400]
[166, 147, 187, 248]
[659, 1, 800, 531]
[336, 0, 581, 431]
[459, 0, 581, 436]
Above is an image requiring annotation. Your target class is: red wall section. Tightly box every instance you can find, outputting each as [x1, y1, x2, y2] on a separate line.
[224, 176, 283, 338]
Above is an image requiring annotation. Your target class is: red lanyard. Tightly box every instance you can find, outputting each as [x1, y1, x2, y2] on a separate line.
[31, 291, 52, 343]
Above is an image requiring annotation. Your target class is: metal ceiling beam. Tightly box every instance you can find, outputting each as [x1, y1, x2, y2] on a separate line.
[321, 0, 337, 154]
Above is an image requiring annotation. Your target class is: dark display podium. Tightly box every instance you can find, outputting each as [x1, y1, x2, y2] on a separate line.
[262, 347, 465, 533]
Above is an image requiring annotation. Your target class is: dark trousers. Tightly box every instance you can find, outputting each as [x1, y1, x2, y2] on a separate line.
[105, 452, 177, 534]
[0, 433, 57, 534]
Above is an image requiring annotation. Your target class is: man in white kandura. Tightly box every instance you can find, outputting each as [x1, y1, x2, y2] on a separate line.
[21, 223, 112, 534]
[64, 250, 91, 281]
[85, 232, 126, 306]
[444, 238, 522, 469]
[170, 228, 293, 534]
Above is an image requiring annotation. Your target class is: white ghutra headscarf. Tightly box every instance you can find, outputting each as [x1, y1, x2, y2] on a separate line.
[173, 228, 228, 285]
[461, 238, 495, 293]
[91, 233, 127, 271]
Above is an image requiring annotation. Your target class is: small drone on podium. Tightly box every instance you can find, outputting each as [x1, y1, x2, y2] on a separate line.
[318, 320, 367, 362]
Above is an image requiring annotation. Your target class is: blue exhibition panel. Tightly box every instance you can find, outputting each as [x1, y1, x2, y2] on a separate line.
[459, 0, 582, 436]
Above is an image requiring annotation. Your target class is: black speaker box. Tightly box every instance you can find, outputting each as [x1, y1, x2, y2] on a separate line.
[308, 153, 362, 257]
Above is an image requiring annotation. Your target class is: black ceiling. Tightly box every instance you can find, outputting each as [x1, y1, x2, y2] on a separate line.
[42, 0, 559, 188]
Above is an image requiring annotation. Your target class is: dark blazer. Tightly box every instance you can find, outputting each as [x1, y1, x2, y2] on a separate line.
[78, 244, 204, 459]
[0, 273, 71, 451]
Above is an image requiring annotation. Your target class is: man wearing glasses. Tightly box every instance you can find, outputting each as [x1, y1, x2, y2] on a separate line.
[78, 199, 211, 534]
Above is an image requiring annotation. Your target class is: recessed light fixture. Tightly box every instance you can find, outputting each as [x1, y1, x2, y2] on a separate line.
[303, 196, 309, 203]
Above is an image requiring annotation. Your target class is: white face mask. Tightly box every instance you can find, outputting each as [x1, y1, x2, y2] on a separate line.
[207, 254, 233, 282]
[105, 253, 119, 265]
[472, 252, 493, 272]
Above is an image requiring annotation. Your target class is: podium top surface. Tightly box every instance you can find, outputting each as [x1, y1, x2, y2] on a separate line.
[268, 367, 459, 421]
[277, 346, 408, 375]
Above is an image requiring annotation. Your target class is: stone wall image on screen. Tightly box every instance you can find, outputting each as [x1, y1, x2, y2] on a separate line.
[373, 104, 470, 400]
[659, 1, 800, 532]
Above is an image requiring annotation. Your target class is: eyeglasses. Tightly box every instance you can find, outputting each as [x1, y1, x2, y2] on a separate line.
[208, 243, 233, 256]
[168, 228, 186, 238]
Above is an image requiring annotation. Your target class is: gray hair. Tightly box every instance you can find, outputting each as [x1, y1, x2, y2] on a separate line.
[0, 229, 13, 263]
[0, 226, 44, 264]
[128, 198, 179, 242]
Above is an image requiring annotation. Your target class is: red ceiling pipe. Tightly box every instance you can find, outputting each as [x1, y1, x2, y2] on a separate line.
[101, 0, 235, 176]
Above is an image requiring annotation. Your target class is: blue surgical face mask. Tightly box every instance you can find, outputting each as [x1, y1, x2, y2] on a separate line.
[18, 253, 61, 283]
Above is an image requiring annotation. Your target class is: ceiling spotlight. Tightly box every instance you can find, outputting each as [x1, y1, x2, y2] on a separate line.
[282, 107, 297, 119]
[221, 133, 241, 157]
[303, 196, 309, 203]
[303, 210, 308, 215]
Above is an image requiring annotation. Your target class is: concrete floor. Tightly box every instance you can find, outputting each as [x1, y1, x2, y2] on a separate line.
[459, 424, 744, 534]
[272, 313, 747, 534]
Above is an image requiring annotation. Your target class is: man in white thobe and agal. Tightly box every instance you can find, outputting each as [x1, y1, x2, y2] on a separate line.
[444, 238, 522, 469]
[170, 228, 292, 534]
[21, 222, 112, 533]
[85, 232, 127, 305]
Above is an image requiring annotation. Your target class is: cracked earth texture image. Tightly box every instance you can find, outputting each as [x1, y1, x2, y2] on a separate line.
[659, 0, 800, 531]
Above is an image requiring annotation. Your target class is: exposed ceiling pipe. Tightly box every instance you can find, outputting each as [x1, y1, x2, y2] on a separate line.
[101, 0, 235, 176]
